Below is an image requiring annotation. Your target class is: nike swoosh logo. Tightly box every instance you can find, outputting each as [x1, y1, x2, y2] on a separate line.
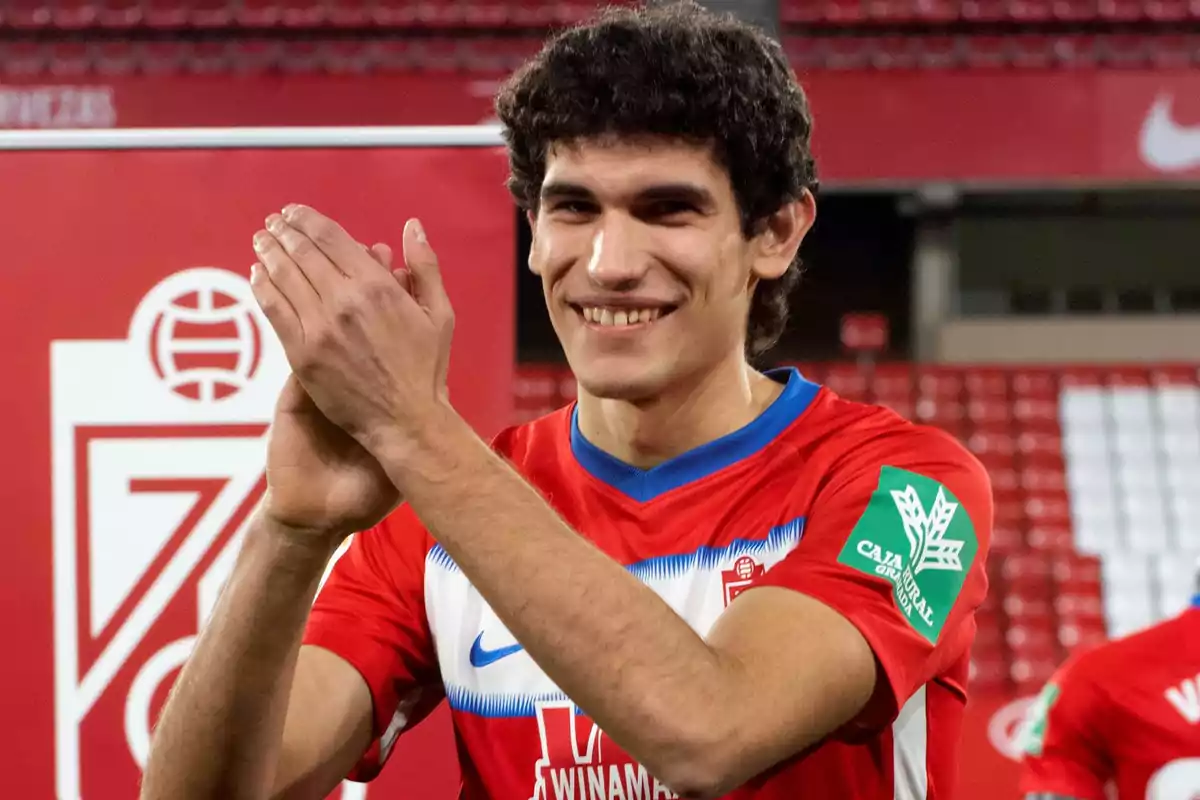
[469, 632, 524, 668]
[1140, 93, 1200, 172]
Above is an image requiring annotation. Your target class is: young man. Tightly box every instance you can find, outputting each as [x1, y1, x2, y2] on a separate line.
[142, 3, 992, 799]
[1018, 564, 1200, 800]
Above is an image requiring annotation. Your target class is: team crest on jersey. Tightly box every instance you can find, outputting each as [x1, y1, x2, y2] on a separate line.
[721, 555, 766, 606]
[837, 466, 978, 643]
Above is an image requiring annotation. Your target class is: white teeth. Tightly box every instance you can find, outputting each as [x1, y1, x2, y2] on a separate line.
[579, 306, 666, 327]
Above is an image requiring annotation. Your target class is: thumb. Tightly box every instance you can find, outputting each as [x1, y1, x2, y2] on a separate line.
[402, 219, 451, 320]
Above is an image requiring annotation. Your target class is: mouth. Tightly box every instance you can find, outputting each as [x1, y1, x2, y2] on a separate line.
[571, 304, 677, 330]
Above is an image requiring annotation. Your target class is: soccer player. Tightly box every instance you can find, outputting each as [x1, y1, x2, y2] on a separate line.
[1018, 563, 1200, 800]
[141, 4, 993, 799]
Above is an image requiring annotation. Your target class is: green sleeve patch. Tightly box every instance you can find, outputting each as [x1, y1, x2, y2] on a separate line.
[836, 465, 980, 644]
[1017, 683, 1061, 757]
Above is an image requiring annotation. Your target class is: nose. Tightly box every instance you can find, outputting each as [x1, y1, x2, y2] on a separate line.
[586, 215, 650, 290]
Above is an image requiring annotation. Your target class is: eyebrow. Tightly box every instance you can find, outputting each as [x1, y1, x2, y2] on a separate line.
[540, 181, 717, 210]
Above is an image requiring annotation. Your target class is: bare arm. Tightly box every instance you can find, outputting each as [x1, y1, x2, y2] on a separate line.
[380, 417, 877, 798]
[140, 513, 374, 800]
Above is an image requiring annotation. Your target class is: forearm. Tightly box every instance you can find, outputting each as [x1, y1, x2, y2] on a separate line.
[141, 512, 337, 800]
[379, 417, 737, 782]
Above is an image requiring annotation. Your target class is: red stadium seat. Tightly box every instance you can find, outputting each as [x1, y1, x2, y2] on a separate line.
[508, 0, 558, 26]
[93, 39, 138, 74]
[1054, 0, 1099, 18]
[1010, 0, 1056, 20]
[1098, 0, 1147, 19]
[1012, 369, 1060, 398]
[824, 365, 871, 401]
[189, 0, 236, 27]
[52, 0, 100, 28]
[961, 0, 1011, 20]
[1146, 0, 1190, 19]
[1, 0, 54, 28]
[913, 0, 960, 21]
[325, 0, 371, 26]
[97, 0, 142, 26]
[780, 0, 825, 23]
[865, 0, 917, 22]
[141, 0, 189, 27]
[825, 0, 868, 23]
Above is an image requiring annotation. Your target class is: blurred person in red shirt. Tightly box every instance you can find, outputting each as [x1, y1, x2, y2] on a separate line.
[1018, 561, 1200, 800]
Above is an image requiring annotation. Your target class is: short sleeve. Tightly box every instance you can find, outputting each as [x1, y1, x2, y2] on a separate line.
[1017, 663, 1111, 800]
[303, 505, 443, 780]
[755, 426, 992, 733]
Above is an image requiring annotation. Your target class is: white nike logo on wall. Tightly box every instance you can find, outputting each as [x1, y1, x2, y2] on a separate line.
[1139, 94, 1200, 172]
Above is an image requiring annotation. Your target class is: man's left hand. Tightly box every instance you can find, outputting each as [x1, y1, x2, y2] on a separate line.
[251, 204, 455, 453]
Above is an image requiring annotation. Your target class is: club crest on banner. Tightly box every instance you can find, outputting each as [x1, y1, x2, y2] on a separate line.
[49, 268, 366, 800]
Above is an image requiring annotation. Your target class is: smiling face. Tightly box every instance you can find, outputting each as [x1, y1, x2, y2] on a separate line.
[527, 137, 813, 403]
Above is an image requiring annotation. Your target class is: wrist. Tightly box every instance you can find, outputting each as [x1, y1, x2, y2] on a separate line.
[368, 403, 479, 490]
[253, 509, 347, 566]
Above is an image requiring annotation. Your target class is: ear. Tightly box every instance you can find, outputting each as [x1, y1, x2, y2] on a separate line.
[750, 190, 816, 281]
[526, 209, 541, 274]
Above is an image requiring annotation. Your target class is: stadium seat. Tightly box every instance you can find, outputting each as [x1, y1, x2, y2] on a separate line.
[1098, 0, 1147, 19]
[51, 0, 100, 28]
[97, 0, 142, 27]
[913, 0, 960, 22]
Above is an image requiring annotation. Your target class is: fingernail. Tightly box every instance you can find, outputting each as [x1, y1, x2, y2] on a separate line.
[412, 219, 427, 244]
[265, 215, 284, 235]
[282, 204, 300, 222]
[253, 232, 270, 253]
[250, 263, 259, 281]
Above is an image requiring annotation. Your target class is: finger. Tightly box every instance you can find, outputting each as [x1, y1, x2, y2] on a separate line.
[254, 230, 322, 322]
[393, 267, 412, 295]
[266, 213, 345, 301]
[282, 204, 382, 280]
[371, 242, 394, 270]
[402, 219, 452, 321]
[249, 262, 304, 349]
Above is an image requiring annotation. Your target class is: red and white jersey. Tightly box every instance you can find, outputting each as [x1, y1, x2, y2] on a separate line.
[1018, 602, 1200, 800]
[304, 368, 993, 799]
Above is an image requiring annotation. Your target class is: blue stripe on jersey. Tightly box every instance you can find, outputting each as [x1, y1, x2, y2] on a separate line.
[569, 367, 821, 502]
[427, 516, 805, 579]
[1192, 593, 1200, 609]
[446, 685, 570, 717]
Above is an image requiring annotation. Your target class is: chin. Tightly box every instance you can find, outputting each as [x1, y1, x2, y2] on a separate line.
[571, 358, 676, 403]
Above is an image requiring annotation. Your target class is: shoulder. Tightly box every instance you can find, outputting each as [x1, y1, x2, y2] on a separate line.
[800, 389, 991, 503]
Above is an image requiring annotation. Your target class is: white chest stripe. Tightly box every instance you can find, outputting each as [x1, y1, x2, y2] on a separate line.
[425, 518, 805, 717]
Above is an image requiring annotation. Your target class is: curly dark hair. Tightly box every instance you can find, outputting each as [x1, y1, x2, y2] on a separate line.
[495, 1, 819, 358]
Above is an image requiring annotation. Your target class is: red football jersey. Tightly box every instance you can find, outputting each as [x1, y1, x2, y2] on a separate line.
[304, 368, 993, 799]
[1018, 603, 1200, 800]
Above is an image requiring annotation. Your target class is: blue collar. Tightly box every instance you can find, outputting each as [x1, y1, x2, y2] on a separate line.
[570, 367, 821, 503]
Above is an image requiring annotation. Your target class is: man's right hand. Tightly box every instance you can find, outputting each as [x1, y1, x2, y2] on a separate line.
[258, 241, 403, 545]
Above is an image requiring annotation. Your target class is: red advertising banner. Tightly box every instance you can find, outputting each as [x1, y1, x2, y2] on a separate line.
[5, 69, 1200, 184]
[0, 137, 515, 799]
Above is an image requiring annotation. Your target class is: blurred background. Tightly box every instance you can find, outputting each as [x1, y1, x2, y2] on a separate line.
[2, 0, 1199, 797]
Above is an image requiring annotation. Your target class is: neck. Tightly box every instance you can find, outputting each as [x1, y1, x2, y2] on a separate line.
[575, 355, 784, 469]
